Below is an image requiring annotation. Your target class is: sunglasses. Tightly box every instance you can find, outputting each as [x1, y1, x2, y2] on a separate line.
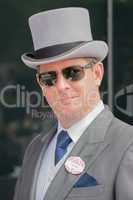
[38, 59, 97, 87]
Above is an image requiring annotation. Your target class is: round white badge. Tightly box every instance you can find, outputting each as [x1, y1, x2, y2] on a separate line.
[65, 156, 85, 175]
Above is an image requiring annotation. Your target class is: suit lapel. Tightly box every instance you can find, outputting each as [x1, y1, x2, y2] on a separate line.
[22, 122, 57, 200]
[44, 107, 113, 200]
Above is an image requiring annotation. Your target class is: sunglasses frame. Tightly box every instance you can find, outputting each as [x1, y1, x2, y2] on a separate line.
[37, 58, 98, 87]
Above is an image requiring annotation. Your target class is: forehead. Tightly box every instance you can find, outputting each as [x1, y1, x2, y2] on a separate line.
[37, 58, 88, 72]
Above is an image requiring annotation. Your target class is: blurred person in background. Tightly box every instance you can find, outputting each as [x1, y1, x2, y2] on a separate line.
[14, 7, 133, 200]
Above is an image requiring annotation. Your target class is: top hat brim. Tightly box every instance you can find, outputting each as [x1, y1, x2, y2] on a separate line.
[21, 40, 108, 69]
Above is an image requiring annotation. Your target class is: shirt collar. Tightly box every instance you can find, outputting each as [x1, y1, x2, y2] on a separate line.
[57, 100, 104, 143]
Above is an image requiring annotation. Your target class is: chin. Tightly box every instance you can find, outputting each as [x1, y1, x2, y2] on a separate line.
[52, 100, 83, 116]
[57, 106, 82, 118]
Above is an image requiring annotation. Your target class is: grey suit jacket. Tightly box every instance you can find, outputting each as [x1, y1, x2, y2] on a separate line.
[14, 107, 133, 200]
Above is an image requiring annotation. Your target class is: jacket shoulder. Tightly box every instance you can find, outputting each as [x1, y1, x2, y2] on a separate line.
[107, 116, 133, 152]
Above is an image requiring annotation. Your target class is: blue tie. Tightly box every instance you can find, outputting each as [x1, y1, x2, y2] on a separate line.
[55, 130, 72, 165]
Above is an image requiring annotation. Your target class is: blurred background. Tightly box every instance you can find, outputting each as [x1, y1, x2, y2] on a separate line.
[0, 0, 133, 199]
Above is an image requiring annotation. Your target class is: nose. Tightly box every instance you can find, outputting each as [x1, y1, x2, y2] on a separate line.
[55, 73, 71, 93]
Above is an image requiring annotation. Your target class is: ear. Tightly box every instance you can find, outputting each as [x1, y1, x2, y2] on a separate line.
[92, 62, 104, 86]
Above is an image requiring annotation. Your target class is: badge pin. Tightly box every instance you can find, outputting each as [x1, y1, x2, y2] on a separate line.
[65, 156, 85, 175]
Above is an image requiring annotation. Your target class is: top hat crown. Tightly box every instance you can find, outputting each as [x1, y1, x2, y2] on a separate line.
[22, 7, 108, 69]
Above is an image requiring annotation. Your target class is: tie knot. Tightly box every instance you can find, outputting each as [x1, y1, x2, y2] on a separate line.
[55, 130, 72, 165]
[57, 130, 72, 149]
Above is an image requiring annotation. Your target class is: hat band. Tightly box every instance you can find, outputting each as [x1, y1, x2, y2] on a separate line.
[27, 41, 87, 59]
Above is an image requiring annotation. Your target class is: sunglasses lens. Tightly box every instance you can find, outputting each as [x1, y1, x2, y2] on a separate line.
[39, 71, 56, 86]
[38, 66, 85, 87]
[63, 66, 84, 81]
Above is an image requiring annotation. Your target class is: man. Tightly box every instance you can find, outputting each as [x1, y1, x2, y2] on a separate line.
[14, 7, 133, 200]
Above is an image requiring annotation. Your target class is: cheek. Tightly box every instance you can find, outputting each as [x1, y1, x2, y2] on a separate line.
[78, 76, 98, 103]
[42, 88, 59, 106]
[84, 73, 97, 91]
[77, 75, 93, 93]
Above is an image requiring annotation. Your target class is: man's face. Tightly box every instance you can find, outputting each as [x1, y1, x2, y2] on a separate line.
[37, 58, 104, 123]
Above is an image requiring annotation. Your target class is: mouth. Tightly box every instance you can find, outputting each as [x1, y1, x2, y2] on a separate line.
[60, 96, 78, 100]
[60, 96, 79, 104]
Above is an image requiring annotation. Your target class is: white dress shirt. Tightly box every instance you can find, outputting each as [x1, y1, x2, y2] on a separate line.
[36, 100, 104, 200]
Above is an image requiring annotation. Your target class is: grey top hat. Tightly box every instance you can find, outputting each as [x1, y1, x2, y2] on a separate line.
[22, 7, 108, 69]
